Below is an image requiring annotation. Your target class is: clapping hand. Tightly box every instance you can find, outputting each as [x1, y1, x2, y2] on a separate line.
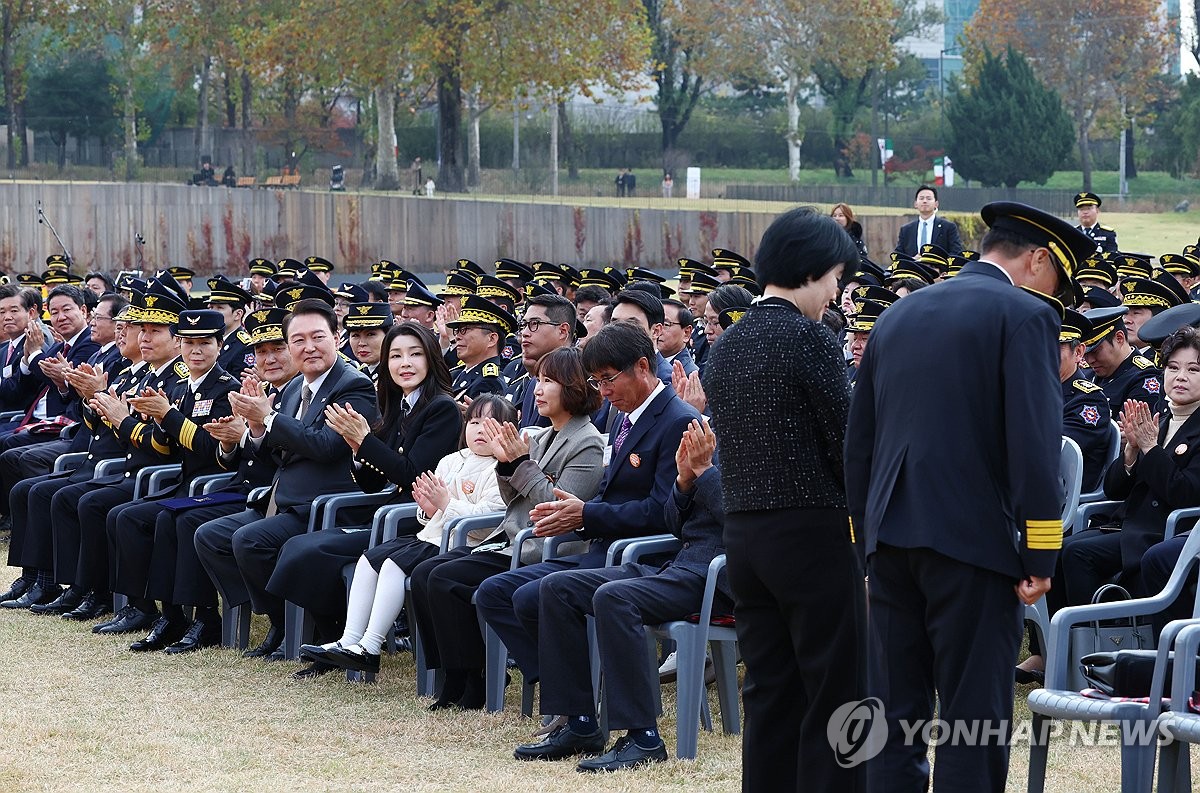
[22, 321, 44, 364]
[128, 387, 172, 420]
[481, 416, 528, 462]
[64, 362, 108, 401]
[412, 471, 450, 515]
[530, 487, 585, 537]
[324, 402, 371, 452]
[203, 414, 247, 451]
[1119, 399, 1158, 466]
[38, 352, 70, 389]
[228, 375, 272, 425]
[89, 385, 130, 426]
[675, 419, 716, 491]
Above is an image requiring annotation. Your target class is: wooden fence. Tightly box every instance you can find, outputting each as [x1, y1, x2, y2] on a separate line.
[1, 182, 912, 278]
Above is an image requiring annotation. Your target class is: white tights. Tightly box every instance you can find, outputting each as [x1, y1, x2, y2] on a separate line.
[337, 556, 408, 656]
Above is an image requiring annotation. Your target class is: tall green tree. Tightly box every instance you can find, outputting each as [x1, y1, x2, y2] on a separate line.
[945, 46, 1073, 188]
[25, 51, 119, 168]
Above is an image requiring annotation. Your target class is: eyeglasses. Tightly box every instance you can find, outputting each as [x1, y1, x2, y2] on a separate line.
[661, 320, 681, 328]
[452, 325, 487, 336]
[517, 318, 563, 333]
[587, 367, 632, 391]
[91, 314, 114, 323]
[704, 318, 722, 328]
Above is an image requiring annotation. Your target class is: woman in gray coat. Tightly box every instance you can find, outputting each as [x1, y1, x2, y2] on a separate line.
[409, 347, 605, 710]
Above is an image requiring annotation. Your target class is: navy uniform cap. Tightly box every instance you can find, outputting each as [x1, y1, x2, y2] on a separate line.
[846, 299, 889, 333]
[1075, 191, 1102, 208]
[1137, 302, 1200, 348]
[448, 294, 518, 336]
[438, 270, 478, 297]
[1160, 253, 1200, 278]
[249, 258, 277, 276]
[42, 269, 68, 285]
[980, 201, 1095, 285]
[343, 302, 395, 331]
[1121, 274, 1187, 312]
[386, 269, 426, 291]
[455, 259, 485, 277]
[558, 264, 582, 288]
[494, 258, 535, 284]
[45, 254, 70, 271]
[1080, 285, 1121, 310]
[1019, 286, 1067, 325]
[918, 243, 950, 271]
[333, 282, 369, 303]
[174, 309, 226, 338]
[275, 259, 304, 279]
[206, 275, 254, 305]
[726, 270, 760, 294]
[686, 273, 721, 295]
[1116, 254, 1153, 280]
[167, 265, 195, 280]
[959, 250, 981, 261]
[403, 280, 444, 308]
[1077, 257, 1118, 287]
[944, 256, 969, 277]
[524, 280, 557, 299]
[275, 284, 335, 310]
[15, 273, 42, 287]
[712, 249, 751, 270]
[244, 307, 289, 345]
[578, 267, 625, 293]
[1082, 306, 1129, 346]
[138, 280, 188, 325]
[627, 267, 666, 284]
[887, 260, 938, 285]
[717, 305, 750, 330]
[1061, 308, 1090, 344]
[677, 258, 718, 280]
[304, 256, 335, 273]
[475, 274, 521, 304]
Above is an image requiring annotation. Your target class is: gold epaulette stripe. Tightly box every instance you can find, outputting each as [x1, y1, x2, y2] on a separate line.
[179, 419, 197, 451]
[151, 436, 172, 456]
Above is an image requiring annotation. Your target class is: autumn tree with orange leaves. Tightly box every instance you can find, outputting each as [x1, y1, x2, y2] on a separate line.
[963, 0, 1172, 191]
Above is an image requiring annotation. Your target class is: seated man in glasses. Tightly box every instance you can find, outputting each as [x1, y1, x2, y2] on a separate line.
[507, 294, 577, 429]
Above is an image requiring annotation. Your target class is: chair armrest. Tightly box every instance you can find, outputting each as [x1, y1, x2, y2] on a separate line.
[93, 458, 124, 478]
[367, 504, 419, 549]
[315, 486, 397, 532]
[1046, 597, 1188, 690]
[615, 535, 682, 565]
[511, 527, 538, 569]
[52, 452, 88, 474]
[1165, 507, 1200, 541]
[696, 554, 728, 629]
[543, 534, 578, 560]
[1072, 500, 1120, 535]
[135, 464, 181, 499]
[445, 511, 505, 553]
[0, 410, 22, 422]
[1167, 621, 1200, 709]
[247, 485, 270, 502]
[190, 472, 236, 496]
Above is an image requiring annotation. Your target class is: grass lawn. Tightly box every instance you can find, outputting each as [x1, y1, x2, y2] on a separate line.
[1, 556, 1197, 791]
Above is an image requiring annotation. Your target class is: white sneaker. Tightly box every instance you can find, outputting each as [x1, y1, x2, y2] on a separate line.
[658, 650, 714, 684]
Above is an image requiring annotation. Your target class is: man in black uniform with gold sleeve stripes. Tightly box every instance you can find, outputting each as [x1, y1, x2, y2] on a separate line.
[446, 295, 515, 402]
[846, 202, 1096, 792]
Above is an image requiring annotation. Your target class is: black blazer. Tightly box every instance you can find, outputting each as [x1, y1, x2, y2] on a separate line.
[895, 215, 963, 257]
[353, 393, 464, 498]
[1102, 410, 1200, 580]
[256, 357, 378, 516]
[14, 328, 100, 420]
[663, 466, 731, 601]
[846, 262, 1064, 580]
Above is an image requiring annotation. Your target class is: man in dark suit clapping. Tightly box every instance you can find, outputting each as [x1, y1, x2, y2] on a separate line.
[193, 299, 377, 662]
[894, 185, 963, 258]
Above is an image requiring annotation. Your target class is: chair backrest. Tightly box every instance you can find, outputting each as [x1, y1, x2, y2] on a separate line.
[1060, 436, 1084, 525]
[1162, 529, 1200, 618]
[1104, 420, 1120, 466]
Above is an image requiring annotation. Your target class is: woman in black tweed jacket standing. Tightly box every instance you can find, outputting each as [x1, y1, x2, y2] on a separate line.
[704, 207, 866, 792]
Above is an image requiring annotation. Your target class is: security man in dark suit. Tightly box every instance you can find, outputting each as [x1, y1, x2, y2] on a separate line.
[105, 309, 239, 652]
[846, 201, 1096, 792]
[475, 321, 699, 693]
[192, 298, 377, 662]
[1083, 306, 1165, 416]
[447, 295, 514, 401]
[206, 275, 256, 379]
[893, 185, 964, 257]
[1074, 191, 1118, 253]
[519, 420, 730, 771]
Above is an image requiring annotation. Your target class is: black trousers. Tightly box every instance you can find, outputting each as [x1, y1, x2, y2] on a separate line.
[50, 479, 134, 589]
[725, 508, 865, 793]
[867, 544, 1020, 793]
[110, 499, 175, 600]
[0, 439, 67, 513]
[539, 562, 726, 731]
[7, 472, 58, 569]
[153, 502, 245, 608]
[408, 548, 510, 671]
[193, 508, 305, 619]
[267, 527, 373, 619]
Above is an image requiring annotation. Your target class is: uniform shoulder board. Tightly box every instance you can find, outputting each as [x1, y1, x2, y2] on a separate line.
[237, 329, 252, 344]
[1132, 355, 1154, 370]
[1071, 378, 1103, 394]
[482, 362, 500, 378]
[173, 361, 190, 379]
[219, 374, 235, 382]
[449, 363, 464, 375]
[1098, 224, 1115, 231]
[118, 364, 132, 376]
[339, 351, 357, 365]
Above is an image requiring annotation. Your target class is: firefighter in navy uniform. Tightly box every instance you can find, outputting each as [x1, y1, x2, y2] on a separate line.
[446, 295, 515, 402]
[205, 275, 256, 380]
[342, 302, 393, 385]
[1074, 191, 1118, 253]
[1119, 273, 1188, 355]
[107, 308, 241, 652]
[333, 282, 370, 362]
[1082, 306, 1165, 415]
[476, 274, 523, 377]
[1075, 256, 1119, 292]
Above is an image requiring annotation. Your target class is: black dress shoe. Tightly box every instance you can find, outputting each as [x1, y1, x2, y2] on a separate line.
[1015, 666, 1045, 685]
[242, 623, 284, 658]
[0, 575, 32, 603]
[514, 724, 606, 761]
[129, 617, 187, 652]
[292, 661, 335, 680]
[63, 591, 112, 622]
[30, 586, 84, 615]
[325, 645, 381, 674]
[1, 582, 62, 609]
[576, 736, 668, 772]
[163, 619, 222, 655]
[299, 641, 341, 664]
[93, 604, 134, 633]
[95, 605, 159, 635]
